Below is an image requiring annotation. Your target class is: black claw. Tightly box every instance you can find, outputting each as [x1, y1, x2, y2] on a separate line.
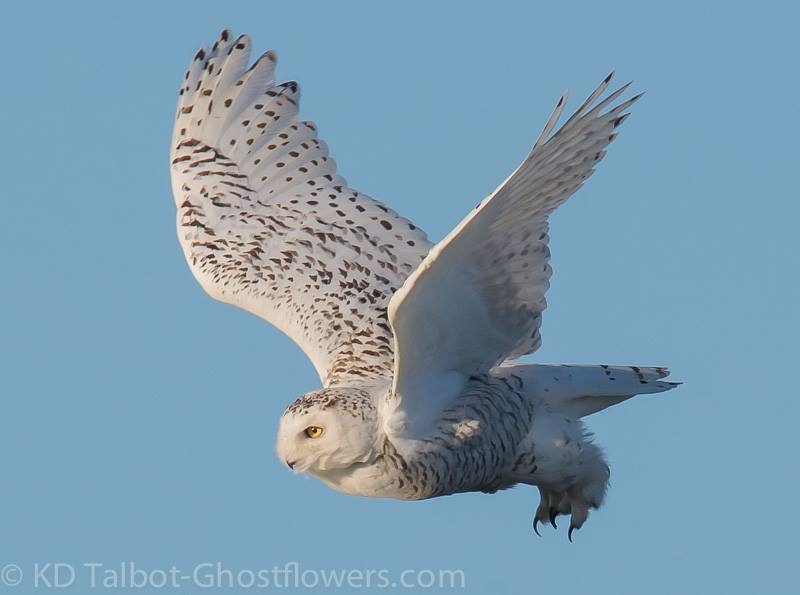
[533, 518, 541, 537]
[568, 525, 577, 542]
[549, 508, 558, 529]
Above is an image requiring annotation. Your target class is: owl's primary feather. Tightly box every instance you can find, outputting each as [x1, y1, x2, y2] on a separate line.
[170, 31, 678, 540]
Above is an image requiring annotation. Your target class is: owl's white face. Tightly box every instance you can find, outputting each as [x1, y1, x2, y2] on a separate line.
[275, 389, 378, 474]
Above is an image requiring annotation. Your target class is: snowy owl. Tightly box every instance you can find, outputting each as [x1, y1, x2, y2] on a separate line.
[170, 30, 677, 540]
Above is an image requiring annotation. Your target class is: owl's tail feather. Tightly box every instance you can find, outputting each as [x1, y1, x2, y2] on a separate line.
[499, 363, 680, 419]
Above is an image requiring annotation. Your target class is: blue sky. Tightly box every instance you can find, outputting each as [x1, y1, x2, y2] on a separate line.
[2, 0, 798, 593]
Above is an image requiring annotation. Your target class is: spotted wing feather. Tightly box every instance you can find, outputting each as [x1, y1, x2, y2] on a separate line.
[170, 31, 432, 387]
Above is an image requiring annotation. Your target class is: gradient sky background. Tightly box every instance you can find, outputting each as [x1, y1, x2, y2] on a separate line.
[2, 1, 798, 593]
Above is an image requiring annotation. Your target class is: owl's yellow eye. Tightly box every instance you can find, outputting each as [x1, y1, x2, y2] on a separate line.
[304, 426, 324, 439]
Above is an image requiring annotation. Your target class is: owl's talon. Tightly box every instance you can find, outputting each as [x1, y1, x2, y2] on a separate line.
[533, 518, 541, 536]
[548, 508, 558, 529]
[568, 525, 577, 542]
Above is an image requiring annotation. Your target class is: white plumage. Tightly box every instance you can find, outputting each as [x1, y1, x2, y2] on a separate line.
[170, 31, 677, 540]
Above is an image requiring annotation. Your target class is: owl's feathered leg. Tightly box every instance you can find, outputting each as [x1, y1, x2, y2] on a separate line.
[522, 416, 610, 540]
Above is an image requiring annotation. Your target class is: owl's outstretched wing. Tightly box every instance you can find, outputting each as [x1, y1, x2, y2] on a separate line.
[170, 31, 431, 387]
[386, 74, 642, 437]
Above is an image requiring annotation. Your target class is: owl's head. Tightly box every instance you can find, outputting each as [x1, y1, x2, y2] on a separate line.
[276, 387, 378, 473]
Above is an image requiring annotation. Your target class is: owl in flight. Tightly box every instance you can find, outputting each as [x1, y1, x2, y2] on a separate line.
[170, 30, 677, 540]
